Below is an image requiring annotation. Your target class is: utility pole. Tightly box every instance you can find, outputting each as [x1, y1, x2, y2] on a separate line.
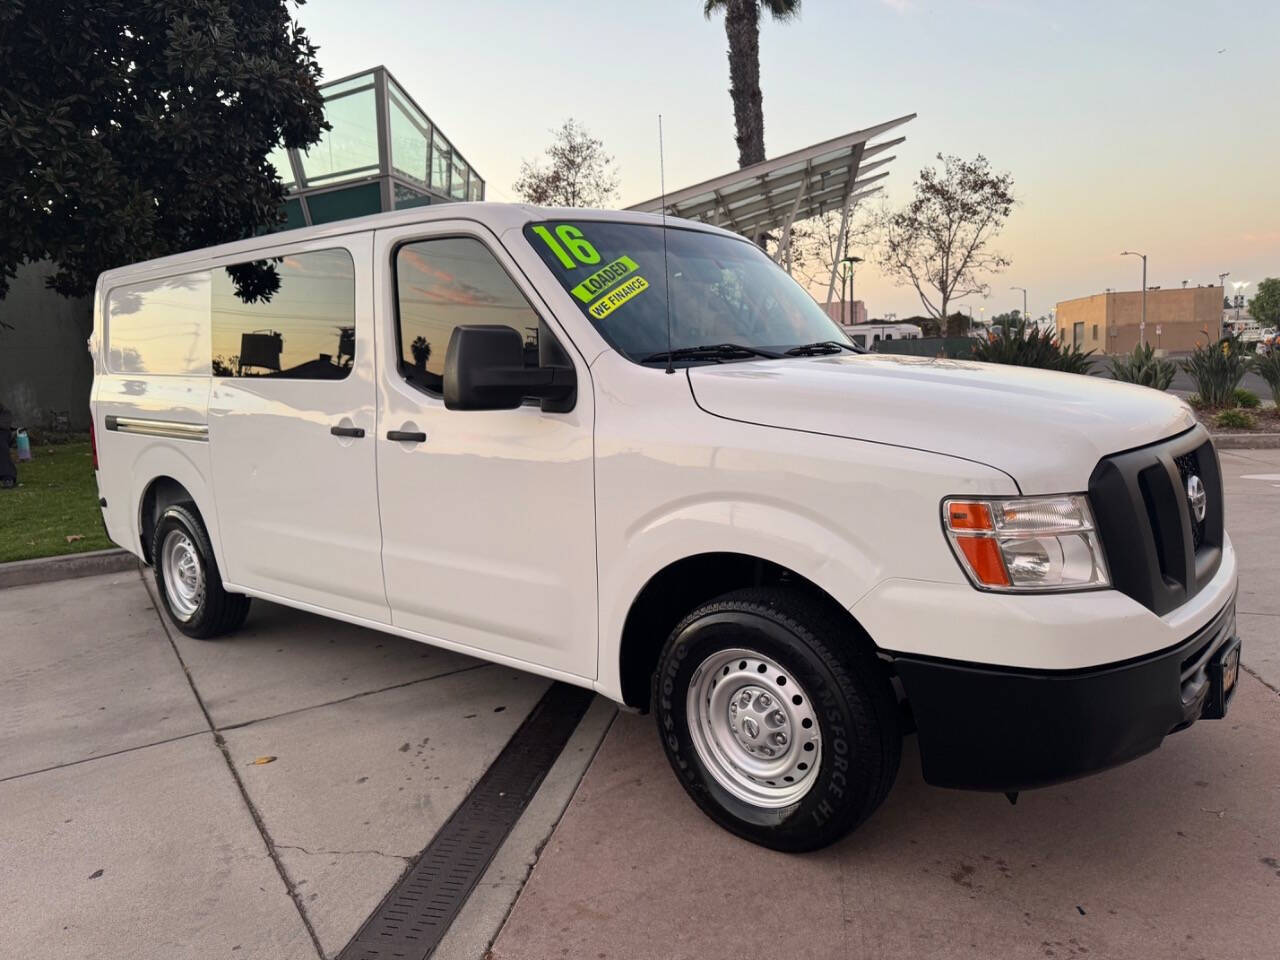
[1121, 251, 1147, 347]
[1218, 272, 1229, 339]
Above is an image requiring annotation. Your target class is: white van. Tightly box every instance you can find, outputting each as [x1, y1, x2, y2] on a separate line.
[91, 204, 1240, 851]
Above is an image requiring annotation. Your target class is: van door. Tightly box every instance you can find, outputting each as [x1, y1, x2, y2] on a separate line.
[372, 221, 596, 678]
[206, 234, 389, 622]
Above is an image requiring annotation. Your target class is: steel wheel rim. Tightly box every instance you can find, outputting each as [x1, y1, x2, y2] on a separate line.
[161, 529, 204, 622]
[686, 647, 823, 808]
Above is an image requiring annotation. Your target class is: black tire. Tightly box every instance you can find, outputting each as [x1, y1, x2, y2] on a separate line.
[653, 587, 901, 852]
[151, 503, 250, 639]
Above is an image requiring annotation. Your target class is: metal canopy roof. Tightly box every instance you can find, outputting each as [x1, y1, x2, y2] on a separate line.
[626, 113, 915, 239]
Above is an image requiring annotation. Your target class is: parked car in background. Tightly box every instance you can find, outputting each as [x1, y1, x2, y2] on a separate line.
[91, 204, 1240, 851]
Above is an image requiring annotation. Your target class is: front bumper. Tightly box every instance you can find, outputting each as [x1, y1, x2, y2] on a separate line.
[891, 596, 1239, 791]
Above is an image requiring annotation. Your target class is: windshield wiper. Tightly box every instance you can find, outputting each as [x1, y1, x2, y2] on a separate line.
[638, 343, 783, 364]
[784, 340, 864, 356]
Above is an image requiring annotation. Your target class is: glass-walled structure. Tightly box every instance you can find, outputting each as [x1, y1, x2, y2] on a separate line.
[269, 66, 485, 229]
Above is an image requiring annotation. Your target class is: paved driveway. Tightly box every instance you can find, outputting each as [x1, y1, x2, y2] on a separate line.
[0, 570, 610, 959]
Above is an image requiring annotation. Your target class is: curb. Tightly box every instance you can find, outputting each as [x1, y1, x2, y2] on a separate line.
[1211, 433, 1280, 450]
[0, 548, 140, 590]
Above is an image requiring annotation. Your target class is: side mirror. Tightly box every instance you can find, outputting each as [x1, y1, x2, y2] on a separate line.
[443, 325, 576, 412]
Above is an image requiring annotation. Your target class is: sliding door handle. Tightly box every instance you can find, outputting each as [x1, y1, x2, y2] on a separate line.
[330, 425, 366, 438]
[386, 430, 427, 443]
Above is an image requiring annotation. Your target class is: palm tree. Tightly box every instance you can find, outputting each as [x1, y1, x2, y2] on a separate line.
[704, 0, 802, 168]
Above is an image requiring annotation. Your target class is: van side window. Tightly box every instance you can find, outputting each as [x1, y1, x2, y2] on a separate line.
[394, 237, 541, 395]
[107, 272, 212, 375]
[211, 249, 356, 379]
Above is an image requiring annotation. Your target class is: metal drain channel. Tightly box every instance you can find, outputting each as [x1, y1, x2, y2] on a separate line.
[337, 682, 594, 960]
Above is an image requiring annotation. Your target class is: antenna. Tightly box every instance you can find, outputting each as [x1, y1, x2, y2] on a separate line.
[659, 114, 674, 375]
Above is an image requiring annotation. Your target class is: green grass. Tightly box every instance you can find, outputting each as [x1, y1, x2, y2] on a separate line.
[0, 442, 115, 563]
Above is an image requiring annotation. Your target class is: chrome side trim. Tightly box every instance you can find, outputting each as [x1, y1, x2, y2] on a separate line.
[104, 415, 209, 442]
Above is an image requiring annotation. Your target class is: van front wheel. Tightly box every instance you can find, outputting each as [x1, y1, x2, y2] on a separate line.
[152, 504, 250, 639]
[653, 588, 900, 852]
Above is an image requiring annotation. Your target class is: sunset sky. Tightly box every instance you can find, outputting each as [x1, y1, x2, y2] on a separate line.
[295, 0, 1279, 321]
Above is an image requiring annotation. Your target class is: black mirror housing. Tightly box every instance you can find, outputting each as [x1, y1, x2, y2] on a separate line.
[443, 325, 576, 412]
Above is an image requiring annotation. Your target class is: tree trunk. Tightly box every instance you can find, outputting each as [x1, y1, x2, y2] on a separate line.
[724, 0, 765, 168]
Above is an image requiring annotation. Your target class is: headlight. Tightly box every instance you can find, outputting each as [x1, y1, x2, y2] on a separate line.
[942, 495, 1110, 592]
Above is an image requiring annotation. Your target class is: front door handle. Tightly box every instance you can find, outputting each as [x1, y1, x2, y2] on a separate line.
[330, 425, 366, 438]
[386, 430, 427, 443]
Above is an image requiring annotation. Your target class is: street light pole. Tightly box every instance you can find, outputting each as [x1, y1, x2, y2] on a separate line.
[1010, 286, 1028, 324]
[1121, 251, 1147, 347]
[839, 255, 862, 326]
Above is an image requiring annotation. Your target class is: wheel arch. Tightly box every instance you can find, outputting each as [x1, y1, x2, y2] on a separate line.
[129, 445, 223, 571]
[615, 551, 876, 711]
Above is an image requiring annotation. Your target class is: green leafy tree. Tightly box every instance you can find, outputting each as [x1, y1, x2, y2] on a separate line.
[876, 154, 1016, 326]
[0, 0, 327, 301]
[704, 0, 801, 168]
[1247, 277, 1280, 328]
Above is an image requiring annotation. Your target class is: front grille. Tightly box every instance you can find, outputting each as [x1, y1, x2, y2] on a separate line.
[1088, 426, 1223, 616]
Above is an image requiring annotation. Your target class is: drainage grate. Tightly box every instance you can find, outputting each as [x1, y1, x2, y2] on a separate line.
[337, 682, 594, 960]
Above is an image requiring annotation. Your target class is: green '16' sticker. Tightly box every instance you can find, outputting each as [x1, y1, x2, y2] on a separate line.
[531, 224, 600, 269]
[570, 256, 639, 303]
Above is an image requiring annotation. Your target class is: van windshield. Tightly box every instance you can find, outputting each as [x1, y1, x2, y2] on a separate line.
[522, 220, 852, 364]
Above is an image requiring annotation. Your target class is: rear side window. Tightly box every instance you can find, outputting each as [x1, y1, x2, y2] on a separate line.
[107, 273, 212, 375]
[211, 249, 356, 379]
[394, 237, 541, 394]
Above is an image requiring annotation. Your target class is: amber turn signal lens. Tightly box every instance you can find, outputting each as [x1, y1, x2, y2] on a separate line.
[946, 501, 994, 532]
[955, 535, 1011, 587]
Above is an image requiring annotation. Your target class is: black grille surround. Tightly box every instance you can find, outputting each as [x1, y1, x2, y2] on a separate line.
[1088, 425, 1223, 616]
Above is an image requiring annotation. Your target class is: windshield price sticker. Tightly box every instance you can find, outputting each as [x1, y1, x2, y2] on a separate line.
[570, 256, 639, 303]
[588, 275, 650, 320]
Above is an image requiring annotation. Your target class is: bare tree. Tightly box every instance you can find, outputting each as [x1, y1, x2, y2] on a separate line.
[876, 154, 1014, 323]
[513, 119, 620, 208]
[783, 208, 875, 294]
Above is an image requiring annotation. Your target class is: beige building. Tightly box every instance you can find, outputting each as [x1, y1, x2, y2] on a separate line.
[1056, 286, 1224, 354]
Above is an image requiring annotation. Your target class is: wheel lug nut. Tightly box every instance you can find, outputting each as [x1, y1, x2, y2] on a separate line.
[771, 711, 786, 726]
[757, 694, 772, 708]
[760, 746, 775, 757]
[772, 732, 787, 747]
[739, 692, 752, 708]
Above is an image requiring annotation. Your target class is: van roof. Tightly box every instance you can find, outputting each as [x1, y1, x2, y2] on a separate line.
[95, 202, 736, 289]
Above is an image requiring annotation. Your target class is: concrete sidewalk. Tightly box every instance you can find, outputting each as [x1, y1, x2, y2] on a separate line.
[491, 448, 1280, 960]
[0, 569, 611, 959]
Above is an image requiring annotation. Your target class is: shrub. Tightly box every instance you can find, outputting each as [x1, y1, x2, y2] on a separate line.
[1215, 409, 1256, 430]
[1254, 351, 1280, 407]
[1179, 336, 1249, 408]
[1234, 388, 1260, 408]
[1109, 342, 1177, 390]
[1185, 393, 1204, 410]
[971, 320, 1096, 374]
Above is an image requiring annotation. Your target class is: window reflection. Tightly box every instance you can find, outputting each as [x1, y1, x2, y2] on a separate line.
[107, 273, 212, 376]
[394, 238, 540, 394]
[211, 249, 356, 380]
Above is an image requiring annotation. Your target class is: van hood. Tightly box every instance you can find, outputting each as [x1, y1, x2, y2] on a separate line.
[687, 353, 1196, 493]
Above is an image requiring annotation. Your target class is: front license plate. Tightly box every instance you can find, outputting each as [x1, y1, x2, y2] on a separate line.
[1204, 637, 1242, 720]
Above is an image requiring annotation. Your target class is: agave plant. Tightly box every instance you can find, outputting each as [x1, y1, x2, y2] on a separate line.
[1108, 342, 1177, 391]
[1179, 336, 1249, 408]
[1254, 350, 1280, 407]
[970, 319, 1096, 374]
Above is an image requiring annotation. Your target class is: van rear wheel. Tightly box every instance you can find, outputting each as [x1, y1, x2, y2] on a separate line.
[152, 504, 250, 639]
[653, 587, 901, 852]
